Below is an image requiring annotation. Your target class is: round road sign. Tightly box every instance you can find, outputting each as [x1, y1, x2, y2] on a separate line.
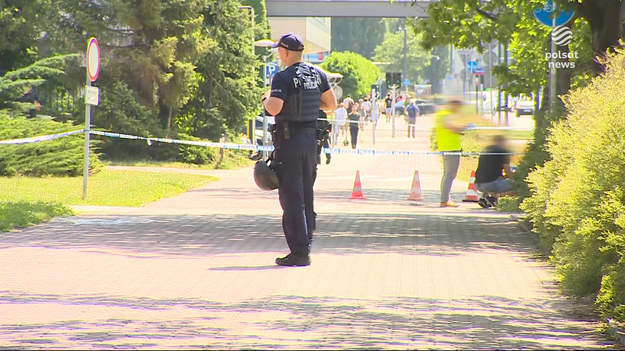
[87, 37, 100, 82]
[533, 0, 574, 27]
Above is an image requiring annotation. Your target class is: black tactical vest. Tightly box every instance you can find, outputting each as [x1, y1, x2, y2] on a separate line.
[276, 63, 323, 124]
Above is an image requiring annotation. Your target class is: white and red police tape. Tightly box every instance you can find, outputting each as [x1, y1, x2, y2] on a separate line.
[0, 129, 521, 156]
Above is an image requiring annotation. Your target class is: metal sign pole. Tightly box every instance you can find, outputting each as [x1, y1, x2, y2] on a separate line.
[391, 85, 396, 138]
[82, 37, 99, 200]
[82, 79, 91, 200]
[550, 4, 556, 115]
[261, 60, 268, 160]
[488, 41, 494, 122]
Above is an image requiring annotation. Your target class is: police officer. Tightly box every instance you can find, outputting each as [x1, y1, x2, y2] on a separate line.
[262, 33, 337, 266]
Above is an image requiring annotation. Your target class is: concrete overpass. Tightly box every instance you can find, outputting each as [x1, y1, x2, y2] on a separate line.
[266, 0, 432, 18]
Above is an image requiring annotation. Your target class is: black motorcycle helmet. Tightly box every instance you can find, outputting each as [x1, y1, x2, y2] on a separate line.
[254, 157, 279, 190]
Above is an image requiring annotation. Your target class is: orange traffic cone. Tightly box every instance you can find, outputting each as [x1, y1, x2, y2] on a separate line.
[349, 171, 366, 199]
[407, 170, 425, 201]
[462, 170, 479, 202]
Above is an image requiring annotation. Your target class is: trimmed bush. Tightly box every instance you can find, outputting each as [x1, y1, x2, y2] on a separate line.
[0, 113, 102, 176]
[0, 201, 73, 232]
[520, 49, 625, 321]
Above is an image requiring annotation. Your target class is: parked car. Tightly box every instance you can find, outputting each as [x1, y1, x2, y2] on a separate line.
[515, 100, 534, 117]
[394, 99, 435, 115]
[394, 100, 406, 115]
[483, 100, 512, 114]
[414, 99, 436, 114]
[240, 115, 275, 145]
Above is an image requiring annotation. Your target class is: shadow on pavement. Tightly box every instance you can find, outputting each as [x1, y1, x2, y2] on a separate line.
[0, 212, 532, 258]
[0, 292, 610, 349]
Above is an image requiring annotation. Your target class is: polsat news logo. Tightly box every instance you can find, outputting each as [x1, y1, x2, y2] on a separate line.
[547, 25, 577, 69]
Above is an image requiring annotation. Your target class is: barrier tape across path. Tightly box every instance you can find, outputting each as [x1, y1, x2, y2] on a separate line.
[0, 129, 86, 145]
[0, 129, 522, 156]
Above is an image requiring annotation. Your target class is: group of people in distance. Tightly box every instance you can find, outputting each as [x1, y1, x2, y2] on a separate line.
[332, 95, 373, 149]
[333, 93, 426, 149]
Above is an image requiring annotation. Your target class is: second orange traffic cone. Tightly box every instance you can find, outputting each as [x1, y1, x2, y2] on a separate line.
[462, 170, 479, 202]
[407, 170, 425, 201]
[349, 170, 366, 199]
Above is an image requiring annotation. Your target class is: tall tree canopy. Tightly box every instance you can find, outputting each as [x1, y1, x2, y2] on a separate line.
[0, 1, 48, 75]
[0, 0, 264, 162]
[331, 18, 386, 59]
[178, 0, 260, 140]
[373, 29, 432, 90]
[414, 0, 612, 107]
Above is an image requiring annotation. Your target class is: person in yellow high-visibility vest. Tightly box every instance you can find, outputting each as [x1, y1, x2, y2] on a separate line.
[435, 99, 470, 207]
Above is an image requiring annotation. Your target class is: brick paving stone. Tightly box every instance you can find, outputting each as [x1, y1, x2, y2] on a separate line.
[0, 115, 614, 349]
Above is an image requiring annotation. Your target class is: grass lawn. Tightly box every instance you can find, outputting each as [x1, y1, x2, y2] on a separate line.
[0, 201, 73, 232]
[0, 169, 216, 207]
[0, 168, 216, 232]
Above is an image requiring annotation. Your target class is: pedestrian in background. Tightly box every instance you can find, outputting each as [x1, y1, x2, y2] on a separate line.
[357, 99, 366, 142]
[343, 95, 354, 111]
[405, 99, 419, 138]
[334, 103, 348, 145]
[384, 93, 393, 122]
[262, 33, 337, 266]
[361, 97, 372, 122]
[348, 103, 360, 149]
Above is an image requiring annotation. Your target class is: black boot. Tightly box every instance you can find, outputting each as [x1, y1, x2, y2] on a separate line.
[276, 253, 311, 266]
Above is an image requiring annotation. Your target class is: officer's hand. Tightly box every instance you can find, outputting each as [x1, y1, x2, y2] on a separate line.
[262, 90, 271, 101]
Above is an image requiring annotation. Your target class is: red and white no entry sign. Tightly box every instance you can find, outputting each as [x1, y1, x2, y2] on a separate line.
[87, 37, 100, 82]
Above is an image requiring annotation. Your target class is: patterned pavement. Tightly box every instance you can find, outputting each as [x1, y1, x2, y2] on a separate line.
[0, 114, 613, 349]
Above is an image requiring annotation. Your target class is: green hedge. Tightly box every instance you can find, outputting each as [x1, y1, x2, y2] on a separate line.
[0, 113, 103, 176]
[520, 49, 625, 321]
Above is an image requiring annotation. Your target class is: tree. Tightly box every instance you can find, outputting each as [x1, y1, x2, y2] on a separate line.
[420, 46, 450, 94]
[178, 0, 260, 141]
[0, 54, 79, 115]
[331, 18, 386, 59]
[372, 29, 432, 90]
[414, 0, 620, 105]
[320, 51, 380, 99]
[240, 0, 271, 46]
[412, 0, 599, 198]
[0, 0, 262, 161]
[0, 1, 49, 75]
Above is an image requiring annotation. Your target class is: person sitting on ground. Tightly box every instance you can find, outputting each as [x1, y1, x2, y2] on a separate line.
[474, 135, 515, 208]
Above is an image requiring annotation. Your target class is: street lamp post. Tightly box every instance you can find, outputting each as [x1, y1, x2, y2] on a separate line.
[254, 39, 275, 160]
[237, 6, 258, 152]
[237, 6, 255, 74]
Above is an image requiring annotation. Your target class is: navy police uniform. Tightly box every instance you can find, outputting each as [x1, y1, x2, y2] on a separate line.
[270, 57, 331, 262]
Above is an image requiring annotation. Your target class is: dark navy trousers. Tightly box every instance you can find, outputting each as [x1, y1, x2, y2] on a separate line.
[273, 132, 317, 255]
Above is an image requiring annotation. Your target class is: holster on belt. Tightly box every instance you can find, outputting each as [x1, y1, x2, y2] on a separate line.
[270, 121, 290, 149]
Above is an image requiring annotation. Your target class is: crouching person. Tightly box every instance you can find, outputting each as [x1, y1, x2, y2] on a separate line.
[475, 135, 515, 208]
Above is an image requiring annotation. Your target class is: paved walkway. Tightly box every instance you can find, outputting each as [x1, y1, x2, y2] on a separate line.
[0, 115, 613, 349]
